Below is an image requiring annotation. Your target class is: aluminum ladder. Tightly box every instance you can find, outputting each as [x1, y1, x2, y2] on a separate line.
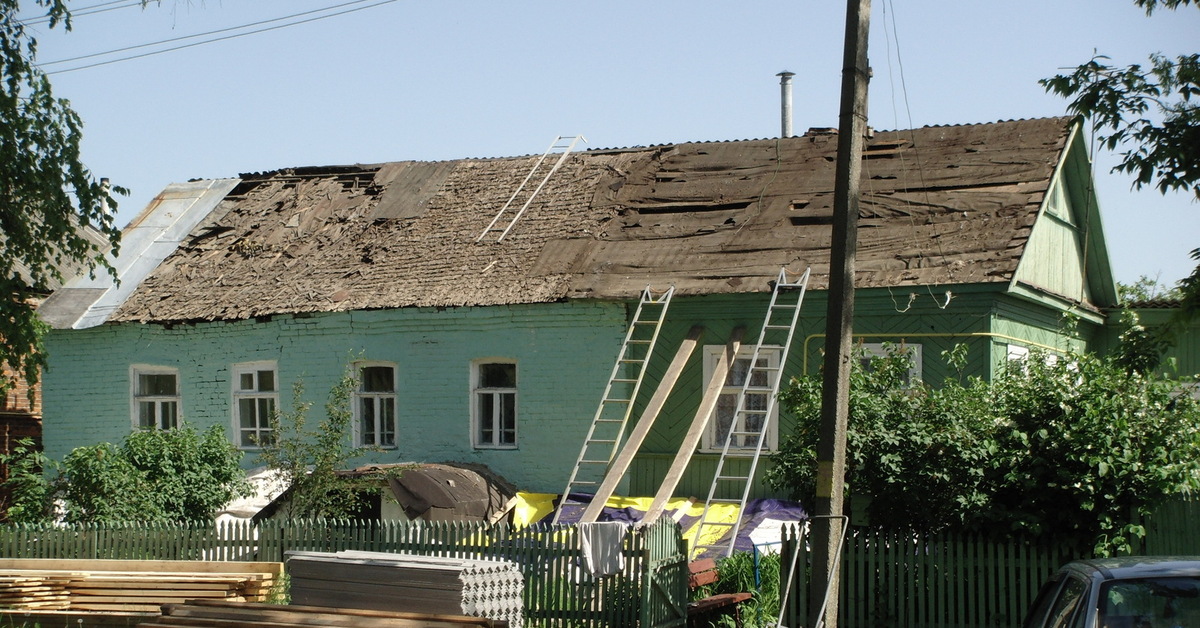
[476, 135, 585, 243]
[692, 267, 811, 557]
[553, 285, 674, 523]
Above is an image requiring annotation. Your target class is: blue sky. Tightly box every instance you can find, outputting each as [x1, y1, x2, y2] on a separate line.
[25, 0, 1200, 286]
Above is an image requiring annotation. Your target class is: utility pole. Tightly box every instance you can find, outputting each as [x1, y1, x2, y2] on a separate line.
[809, 0, 870, 626]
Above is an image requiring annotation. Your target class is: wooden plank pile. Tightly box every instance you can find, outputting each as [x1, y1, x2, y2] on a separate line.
[288, 550, 524, 627]
[0, 573, 72, 609]
[0, 559, 281, 612]
[139, 599, 509, 628]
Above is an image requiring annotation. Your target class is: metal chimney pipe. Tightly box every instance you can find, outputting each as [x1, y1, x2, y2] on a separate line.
[777, 70, 796, 137]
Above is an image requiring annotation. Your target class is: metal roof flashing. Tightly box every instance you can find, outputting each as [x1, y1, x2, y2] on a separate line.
[37, 179, 240, 330]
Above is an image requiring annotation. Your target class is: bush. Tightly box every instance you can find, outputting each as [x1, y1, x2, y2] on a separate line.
[2, 425, 250, 524]
[767, 345, 1200, 555]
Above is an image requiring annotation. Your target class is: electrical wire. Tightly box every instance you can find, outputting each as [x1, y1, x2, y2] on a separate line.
[41, 0, 385, 67]
[879, 0, 952, 311]
[43, 0, 399, 75]
[17, 0, 137, 26]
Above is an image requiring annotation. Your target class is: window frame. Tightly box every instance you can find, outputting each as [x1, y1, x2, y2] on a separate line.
[471, 359, 518, 450]
[858, 342, 923, 384]
[232, 361, 279, 450]
[130, 365, 180, 431]
[353, 361, 398, 449]
[701, 345, 782, 453]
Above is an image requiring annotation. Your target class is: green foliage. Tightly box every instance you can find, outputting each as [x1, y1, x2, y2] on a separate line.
[118, 425, 251, 522]
[1, 1, 124, 396]
[1133, 0, 1196, 14]
[1118, 275, 1185, 303]
[691, 551, 781, 628]
[1042, 51, 1199, 200]
[60, 442, 163, 523]
[256, 366, 380, 519]
[58, 424, 249, 523]
[770, 346, 995, 533]
[1113, 309, 1173, 374]
[984, 354, 1200, 554]
[2, 425, 250, 523]
[0, 437, 55, 523]
[768, 345, 1200, 555]
[1043, 0, 1200, 326]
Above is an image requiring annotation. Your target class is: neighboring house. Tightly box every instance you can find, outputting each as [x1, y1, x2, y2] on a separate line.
[1, 220, 109, 457]
[1106, 299, 1200, 388]
[38, 117, 1118, 500]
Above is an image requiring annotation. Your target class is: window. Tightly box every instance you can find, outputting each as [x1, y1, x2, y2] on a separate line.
[1005, 344, 1062, 372]
[858, 342, 922, 384]
[472, 360, 517, 449]
[131, 366, 179, 430]
[1006, 344, 1031, 362]
[233, 362, 277, 449]
[703, 346, 781, 453]
[355, 363, 396, 448]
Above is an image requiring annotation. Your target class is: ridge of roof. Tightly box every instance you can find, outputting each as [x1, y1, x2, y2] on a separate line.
[80, 116, 1082, 325]
[228, 117, 1076, 180]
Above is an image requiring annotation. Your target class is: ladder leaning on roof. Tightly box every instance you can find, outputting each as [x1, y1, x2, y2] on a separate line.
[476, 135, 586, 243]
[553, 285, 674, 524]
[692, 267, 811, 558]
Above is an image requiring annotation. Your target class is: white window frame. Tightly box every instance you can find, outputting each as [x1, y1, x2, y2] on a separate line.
[1005, 344, 1062, 372]
[701, 346, 781, 453]
[232, 361, 278, 450]
[471, 359, 518, 449]
[859, 342, 923, 384]
[354, 361, 397, 449]
[130, 365, 180, 430]
[1006, 344, 1031, 362]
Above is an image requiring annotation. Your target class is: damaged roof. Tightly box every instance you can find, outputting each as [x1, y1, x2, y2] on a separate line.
[104, 117, 1073, 324]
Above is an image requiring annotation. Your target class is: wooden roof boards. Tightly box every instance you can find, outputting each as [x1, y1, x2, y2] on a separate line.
[108, 117, 1075, 324]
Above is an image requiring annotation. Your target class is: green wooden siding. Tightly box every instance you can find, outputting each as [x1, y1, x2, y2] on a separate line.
[1103, 307, 1200, 380]
[625, 284, 1097, 501]
[1016, 177, 1093, 304]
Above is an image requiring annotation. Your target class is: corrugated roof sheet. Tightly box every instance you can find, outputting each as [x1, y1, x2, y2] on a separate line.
[109, 117, 1073, 324]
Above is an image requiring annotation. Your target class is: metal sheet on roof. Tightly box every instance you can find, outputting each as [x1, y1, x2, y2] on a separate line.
[38, 178, 240, 329]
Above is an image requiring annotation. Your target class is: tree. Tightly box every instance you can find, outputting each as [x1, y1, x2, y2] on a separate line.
[1, 1, 124, 395]
[1117, 275, 1185, 303]
[767, 346, 1200, 555]
[1041, 0, 1200, 321]
[0, 425, 249, 523]
[255, 367, 384, 519]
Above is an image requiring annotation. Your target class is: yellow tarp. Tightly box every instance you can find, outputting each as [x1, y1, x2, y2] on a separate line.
[512, 492, 742, 554]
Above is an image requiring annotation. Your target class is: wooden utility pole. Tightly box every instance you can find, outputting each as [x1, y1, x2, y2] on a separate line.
[809, 0, 870, 626]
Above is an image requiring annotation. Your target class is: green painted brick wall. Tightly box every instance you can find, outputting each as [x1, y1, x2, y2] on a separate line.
[42, 301, 628, 493]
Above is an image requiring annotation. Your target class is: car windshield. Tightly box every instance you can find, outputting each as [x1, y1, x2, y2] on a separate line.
[1099, 577, 1200, 628]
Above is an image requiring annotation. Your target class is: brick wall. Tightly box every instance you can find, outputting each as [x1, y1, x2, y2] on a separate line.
[41, 302, 627, 493]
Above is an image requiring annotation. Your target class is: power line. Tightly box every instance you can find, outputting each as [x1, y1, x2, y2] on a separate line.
[41, 0, 384, 67]
[43, 0, 399, 75]
[18, 0, 140, 26]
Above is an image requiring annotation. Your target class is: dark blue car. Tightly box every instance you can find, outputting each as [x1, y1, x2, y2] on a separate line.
[1024, 557, 1200, 628]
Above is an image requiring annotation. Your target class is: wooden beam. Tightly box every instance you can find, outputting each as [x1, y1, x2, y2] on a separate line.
[641, 327, 744, 525]
[580, 326, 705, 523]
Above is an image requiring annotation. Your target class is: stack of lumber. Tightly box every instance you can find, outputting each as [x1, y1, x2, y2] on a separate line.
[0, 559, 281, 612]
[0, 573, 72, 609]
[288, 550, 524, 627]
[140, 599, 509, 627]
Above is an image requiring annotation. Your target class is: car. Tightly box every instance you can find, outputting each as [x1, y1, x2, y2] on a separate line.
[1023, 557, 1200, 628]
